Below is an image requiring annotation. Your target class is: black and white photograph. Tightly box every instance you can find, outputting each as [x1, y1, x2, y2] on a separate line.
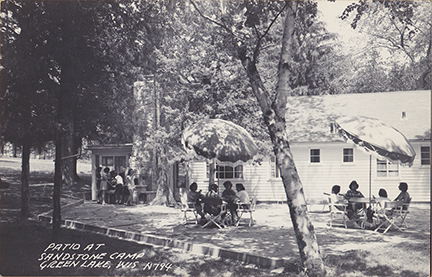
[0, 0, 430, 276]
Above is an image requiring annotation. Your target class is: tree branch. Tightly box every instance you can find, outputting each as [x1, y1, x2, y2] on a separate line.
[259, 2, 288, 41]
[252, 2, 287, 64]
[189, 0, 235, 37]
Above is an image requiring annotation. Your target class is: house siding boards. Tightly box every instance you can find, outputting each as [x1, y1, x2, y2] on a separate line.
[187, 90, 430, 203]
[189, 142, 430, 202]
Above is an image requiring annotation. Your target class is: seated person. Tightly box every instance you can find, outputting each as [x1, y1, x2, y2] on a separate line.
[394, 182, 411, 206]
[330, 185, 347, 211]
[187, 182, 205, 221]
[344, 180, 364, 221]
[375, 188, 391, 206]
[203, 184, 222, 216]
[374, 188, 391, 215]
[222, 181, 239, 222]
[236, 183, 250, 208]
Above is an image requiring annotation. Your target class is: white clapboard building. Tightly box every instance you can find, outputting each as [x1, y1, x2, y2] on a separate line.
[187, 90, 431, 203]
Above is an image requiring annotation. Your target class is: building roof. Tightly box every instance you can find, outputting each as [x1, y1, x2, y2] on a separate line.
[285, 90, 431, 143]
[86, 143, 133, 151]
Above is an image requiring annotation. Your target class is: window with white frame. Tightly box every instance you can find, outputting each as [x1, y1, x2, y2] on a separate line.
[270, 156, 280, 178]
[234, 165, 243, 178]
[343, 148, 354, 162]
[421, 146, 430, 165]
[207, 163, 244, 179]
[216, 165, 234, 179]
[310, 149, 320, 163]
[377, 159, 399, 177]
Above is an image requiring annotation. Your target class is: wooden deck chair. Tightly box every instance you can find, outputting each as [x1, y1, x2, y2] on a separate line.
[327, 196, 348, 228]
[235, 197, 256, 227]
[201, 197, 226, 229]
[374, 201, 404, 234]
[395, 198, 411, 228]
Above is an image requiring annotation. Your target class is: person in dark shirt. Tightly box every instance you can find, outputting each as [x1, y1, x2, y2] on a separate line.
[394, 182, 411, 203]
[394, 182, 411, 210]
[222, 181, 239, 223]
[344, 180, 364, 224]
[203, 183, 221, 216]
[95, 167, 102, 204]
[187, 182, 205, 220]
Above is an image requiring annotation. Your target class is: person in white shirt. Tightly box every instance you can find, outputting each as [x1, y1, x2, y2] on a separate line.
[113, 171, 124, 204]
[330, 185, 346, 206]
[235, 183, 250, 208]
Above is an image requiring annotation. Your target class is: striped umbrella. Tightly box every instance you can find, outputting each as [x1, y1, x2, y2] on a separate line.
[332, 116, 416, 204]
[182, 118, 259, 190]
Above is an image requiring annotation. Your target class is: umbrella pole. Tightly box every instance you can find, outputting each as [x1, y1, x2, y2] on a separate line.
[369, 155, 372, 206]
[217, 160, 220, 197]
[209, 159, 214, 192]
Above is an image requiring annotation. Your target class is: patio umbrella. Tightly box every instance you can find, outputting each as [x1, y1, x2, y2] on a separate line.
[332, 116, 416, 204]
[181, 118, 259, 189]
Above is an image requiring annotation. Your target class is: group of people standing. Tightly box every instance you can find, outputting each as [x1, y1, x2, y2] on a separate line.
[95, 167, 137, 205]
[331, 180, 411, 228]
[187, 180, 250, 225]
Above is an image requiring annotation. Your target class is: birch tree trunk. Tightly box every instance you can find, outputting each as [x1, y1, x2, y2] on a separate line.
[239, 2, 326, 275]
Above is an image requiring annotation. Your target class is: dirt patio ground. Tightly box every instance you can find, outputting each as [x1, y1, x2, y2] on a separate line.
[56, 200, 430, 276]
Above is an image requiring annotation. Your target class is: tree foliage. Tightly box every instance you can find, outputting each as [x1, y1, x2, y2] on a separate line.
[340, 0, 431, 90]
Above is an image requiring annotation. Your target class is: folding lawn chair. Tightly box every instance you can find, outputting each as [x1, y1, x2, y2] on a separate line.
[323, 193, 331, 212]
[374, 201, 404, 234]
[201, 197, 227, 229]
[235, 197, 256, 227]
[327, 196, 348, 228]
[394, 198, 411, 229]
[180, 201, 199, 225]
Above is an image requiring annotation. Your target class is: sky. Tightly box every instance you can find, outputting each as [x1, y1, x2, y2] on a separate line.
[317, 1, 368, 54]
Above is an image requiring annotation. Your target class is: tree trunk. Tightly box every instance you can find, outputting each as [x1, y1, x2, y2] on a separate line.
[53, 131, 62, 240]
[273, 3, 325, 275]
[238, 2, 326, 275]
[266, 113, 325, 276]
[151, 167, 176, 205]
[13, 144, 18, 158]
[61, 123, 76, 187]
[21, 142, 30, 219]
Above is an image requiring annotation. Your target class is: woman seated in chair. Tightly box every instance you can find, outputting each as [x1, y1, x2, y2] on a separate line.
[222, 181, 239, 223]
[203, 184, 222, 216]
[375, 189, 391, 208]
[372, 188, 392, 218]
[236, 183, 250, 208]
[344, 180, 364, 227]
[187, 182, 205, 221]
[330, 185, 347, 211]
[394, 182, 411, 210]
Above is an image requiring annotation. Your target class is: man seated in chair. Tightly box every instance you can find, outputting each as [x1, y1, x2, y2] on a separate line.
[187, 182, 205, 223]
